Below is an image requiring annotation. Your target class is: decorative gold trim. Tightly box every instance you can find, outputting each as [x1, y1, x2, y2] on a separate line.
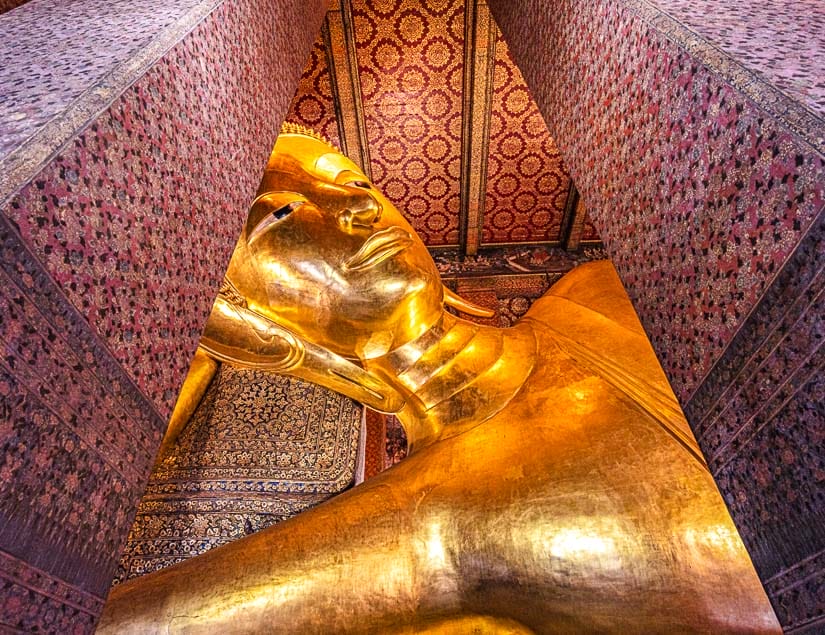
[459, 0, 497, 256]
[324, 1, 372, 178]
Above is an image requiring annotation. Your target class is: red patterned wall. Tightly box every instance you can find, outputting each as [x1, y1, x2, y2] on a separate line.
[581, 210, 600, 242]
[284, 32, 340, 149]
[282, 1, 599, 249]
[352, 0, 465, 246]
[483, 32, 571, 245]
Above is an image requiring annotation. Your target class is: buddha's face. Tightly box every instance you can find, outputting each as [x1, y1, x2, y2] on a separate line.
[227, 132, 443, 361]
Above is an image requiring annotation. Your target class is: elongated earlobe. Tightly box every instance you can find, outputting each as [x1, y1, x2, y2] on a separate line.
[443, 286, 496, 318]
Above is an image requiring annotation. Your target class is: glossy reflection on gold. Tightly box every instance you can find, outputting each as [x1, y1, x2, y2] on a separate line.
[99, 125, 780, 634]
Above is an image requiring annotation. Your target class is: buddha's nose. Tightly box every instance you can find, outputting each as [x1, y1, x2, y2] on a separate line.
[337, 191, 382, 231]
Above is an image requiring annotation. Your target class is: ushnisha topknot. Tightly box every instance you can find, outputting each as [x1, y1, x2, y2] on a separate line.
[280, 121, 341, 153]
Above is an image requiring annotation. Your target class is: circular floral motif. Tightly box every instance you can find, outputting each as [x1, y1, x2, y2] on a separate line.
[425, 211, 449, 231]
[425, 175, 449, 199]
[370, 160, 386, 183]
[422, 0, 451, 16]
[294, 96, 323, 125]
[446, 155, 461, 180]
[383, 177, 409, 202]
[494, 173, 518, 197]
[369, 0, 402, 19]
[377, 136, 407, 163]
[447, 66, 464, 94]
[515, 192, 538, 213]
[402, 114, 427, 142]
[359, 67, 380, 100]
[424, 135, 449, 161]
[405, 194, 428, 218]
[422, 37, 453, 72]
[446, 193, 460, 215]
[424, 89, 450, 119]
[503, 87, 530, 117]
[445, 111, 462, 141]
[353, 12, 378, 45]
[530, 209, 552, 227]
[486, 154, 502, 179]
[493, 56, 513, 90]
[517, 153, 542, 178]
[488, 111, 505, 138]
[521, 111, 547, 137]
[510, 226, 531, 241]
[536, 172, 562, 195]
[403, 158, 430, 183]
[395, 9, 428, 46]
[492, 210, 515, 230]
[446, 5, 464, 41]
[371, 38, 403, 73]
[499, 132, 525, 159]
[312, 68, 333, 101]
[399, 67, 427, 93]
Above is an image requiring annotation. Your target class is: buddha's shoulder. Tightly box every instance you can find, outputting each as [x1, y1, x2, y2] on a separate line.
[525, 260, 645, 337]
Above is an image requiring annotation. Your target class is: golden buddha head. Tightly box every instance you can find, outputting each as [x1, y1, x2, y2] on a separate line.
[222, 125, 444, 362]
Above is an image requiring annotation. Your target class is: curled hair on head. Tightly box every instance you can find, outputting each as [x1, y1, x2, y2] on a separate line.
[280, 121, 341, 153]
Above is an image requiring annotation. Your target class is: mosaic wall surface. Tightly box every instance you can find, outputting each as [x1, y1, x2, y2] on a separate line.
[0, 0, 218, 162]
[116, 366, 362, 581]
[285, 31, 341, 150]
[352, 0, 465, 246]
[483, 32, 570, 245]
[488, 1, 824, 630]
[652, 0, 825, 117]
[0, 0, 325, 631]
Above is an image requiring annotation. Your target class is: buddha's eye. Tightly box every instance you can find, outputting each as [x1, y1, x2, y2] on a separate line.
[347, 180, 371, 189]
[272, 200, 303, 220]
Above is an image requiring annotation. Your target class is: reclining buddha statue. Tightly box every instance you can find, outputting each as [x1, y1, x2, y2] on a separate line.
[99, 125, 779, 633]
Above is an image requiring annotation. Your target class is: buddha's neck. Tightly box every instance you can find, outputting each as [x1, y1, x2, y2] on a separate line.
[365, 312, 537, 451]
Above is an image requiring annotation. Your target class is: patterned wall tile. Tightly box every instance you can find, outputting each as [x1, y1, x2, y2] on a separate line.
[651, 0, 825, 118]
[352, 0, 465, 246]
[0, 0, 325, 630]
[0, 0, 219, 163]
[487, 0, 825, 629]
[117, 366, 361, 582]
[483, 32, 571, 245]
[490, 0, 824, 402]
[285, 31, 341, 149]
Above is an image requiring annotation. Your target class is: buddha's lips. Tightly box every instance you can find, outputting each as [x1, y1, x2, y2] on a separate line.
[344, 227, 413, 271]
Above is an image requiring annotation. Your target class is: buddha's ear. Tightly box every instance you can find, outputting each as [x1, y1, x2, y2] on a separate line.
[200, 294, 406, 413]
[442, 286, 496, 318]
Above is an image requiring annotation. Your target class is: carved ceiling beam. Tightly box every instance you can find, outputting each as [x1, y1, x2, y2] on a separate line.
[324, 0, 372, 178]
[560, 181, 587, 251]
[458, 0, 497, 256]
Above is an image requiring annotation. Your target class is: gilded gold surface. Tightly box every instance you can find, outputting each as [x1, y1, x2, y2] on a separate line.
[99, 126, 779, 633]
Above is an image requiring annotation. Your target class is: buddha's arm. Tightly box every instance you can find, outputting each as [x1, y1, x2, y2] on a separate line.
[98, 462, 483, 634]
[156, 347, 218, 460]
